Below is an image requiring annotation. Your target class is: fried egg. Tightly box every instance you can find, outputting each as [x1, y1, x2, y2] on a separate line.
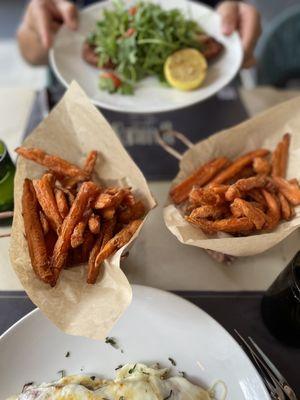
[8, 363, 212, 400]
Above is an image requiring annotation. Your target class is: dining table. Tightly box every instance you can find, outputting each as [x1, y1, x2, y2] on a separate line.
[0, 84, 299, 396]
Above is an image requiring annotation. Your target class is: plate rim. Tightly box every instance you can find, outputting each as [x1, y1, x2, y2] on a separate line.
[49, 0, 243, 114]
[0, 284, 270, 399]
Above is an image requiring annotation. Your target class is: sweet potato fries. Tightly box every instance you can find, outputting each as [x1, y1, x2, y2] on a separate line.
[170, 133, 300, 236]
[18, 147, 146, 286]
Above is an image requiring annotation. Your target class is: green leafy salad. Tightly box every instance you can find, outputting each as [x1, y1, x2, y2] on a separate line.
[86, 0, 205, 94]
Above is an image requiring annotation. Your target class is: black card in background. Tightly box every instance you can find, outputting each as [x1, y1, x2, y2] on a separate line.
[101, 87, 248, 180]
[28, 83, 248, 181]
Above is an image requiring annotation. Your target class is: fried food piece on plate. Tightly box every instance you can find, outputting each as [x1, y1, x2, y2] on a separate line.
[22, 179, 54, 285]
[39, 210, 49, 235]
[93, 219, 142, 276]
[122, 191, 136, 206]
[207, 183, 229, 194]
[82, 41, 100, 68]
[82, 41, 114, 69]
[70, 230, 95, 266]
[88, 213, 101, 234]
[196, 34, 224, 61]
[186, 215, 254, 234]
[62, 150, 98, 188]
[15, 147, 88, 180]
[51, 181, 100, 283]
[81, 231, 96, 262]
[33, 173, 63, 233]
[230, 201, 243, 218]
[101, 206, 116, 220]
[83, 150, 98, 177]
[253, 157, 271, 175]
[271, 133, 290, 178]
[189, 187, 226, 207]
[210, 149, 269, 185]
[170, 157, 230, 204]
[118, 200, 146, 224]
[225, 175, 267, 201]
[45, 230, 58, 258]
[87, 217, 116, 284]
[262, 189, 281, 230]
[55, 188, 69, 219]
[278, 192, 293, 221]
[289, 178, 300, 189]
[227, 166, 255, 184]
[70, 198, 95, 248]
[272, 176, 300, 205]
[279, 133, 290, 178]
[230, 198, 266, 230]
[271, 142, 282, 178]
[71, 215, 90, 248]
[94, 187, 130, 209]
[247, 201, 265, 212]
[265, 177, 278, 194]
[189, 204, 228, 220]
[247, 188, 267, 207]
[59, 187, 76, 206]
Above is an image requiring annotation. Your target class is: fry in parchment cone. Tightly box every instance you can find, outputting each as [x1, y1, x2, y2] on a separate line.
[16, 147, 146, 287]
[170, 133, 300, 236]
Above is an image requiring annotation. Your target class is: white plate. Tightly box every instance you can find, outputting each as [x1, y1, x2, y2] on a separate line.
[0, 285, 269, 399]
[50, 0, 243, 114]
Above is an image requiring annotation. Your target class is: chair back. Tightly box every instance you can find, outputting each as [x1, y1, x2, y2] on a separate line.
[256, 4, 300, 87]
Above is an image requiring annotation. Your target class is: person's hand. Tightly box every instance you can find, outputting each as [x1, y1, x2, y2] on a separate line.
[17, 0, 78, 65]
[217, 1, 262, 68]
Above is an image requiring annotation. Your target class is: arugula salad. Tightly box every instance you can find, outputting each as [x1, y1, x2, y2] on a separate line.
[82, 0, 223, 94]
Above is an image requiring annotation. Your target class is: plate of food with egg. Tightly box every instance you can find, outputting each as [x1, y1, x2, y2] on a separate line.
[1, 285, 269, 399]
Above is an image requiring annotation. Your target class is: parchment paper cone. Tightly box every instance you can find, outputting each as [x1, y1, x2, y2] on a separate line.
[163, 96, 300, 257]
[9, 82, 156, 340]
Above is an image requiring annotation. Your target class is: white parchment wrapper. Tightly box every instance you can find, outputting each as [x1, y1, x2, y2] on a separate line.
[9, 82, 156, 340]
[164, 96, 300, 257]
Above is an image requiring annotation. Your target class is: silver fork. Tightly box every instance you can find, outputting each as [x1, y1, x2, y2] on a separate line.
[235, 330, 298, 400]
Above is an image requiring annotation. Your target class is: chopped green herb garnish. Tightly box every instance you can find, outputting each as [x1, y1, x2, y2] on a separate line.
[119, 397, 125, 400]
[115, 364, 123, 370]
[22, 382, 34, 393]
[65, 351, 70, 358]
[58, 370, 65, 378]
[168, 357, 176, 366]
[128, 364, 137, 374]
[178, 371, 186, 378]
[164, 390, 173, 400]
[105, 337, 119, 349]
[142, 371, 150, 375]
[99, 75, 118, 93]
[90, 376, 96, 380]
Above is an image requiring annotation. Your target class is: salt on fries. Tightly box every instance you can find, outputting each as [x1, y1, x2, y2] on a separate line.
[17, 147, 146, 286]
[170, 133, 300, 236]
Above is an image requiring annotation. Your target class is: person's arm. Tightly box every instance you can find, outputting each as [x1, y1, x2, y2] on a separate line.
[17, 0, 78, 65]
[17, 0, 261, 69]
[216, 1, 262, 68]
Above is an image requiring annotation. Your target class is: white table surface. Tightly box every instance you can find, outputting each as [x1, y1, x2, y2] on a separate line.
[0, 87, 299, 291]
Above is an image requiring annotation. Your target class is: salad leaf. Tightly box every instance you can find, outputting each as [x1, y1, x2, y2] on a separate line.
[89, 1, 203, 94]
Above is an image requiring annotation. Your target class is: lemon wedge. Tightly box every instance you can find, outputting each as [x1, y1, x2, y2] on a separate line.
[164, 48, 207, 91]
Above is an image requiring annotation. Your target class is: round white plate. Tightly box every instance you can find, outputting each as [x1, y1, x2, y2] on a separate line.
[0, 285, 269, 399]
[50, 0, 243, 113]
